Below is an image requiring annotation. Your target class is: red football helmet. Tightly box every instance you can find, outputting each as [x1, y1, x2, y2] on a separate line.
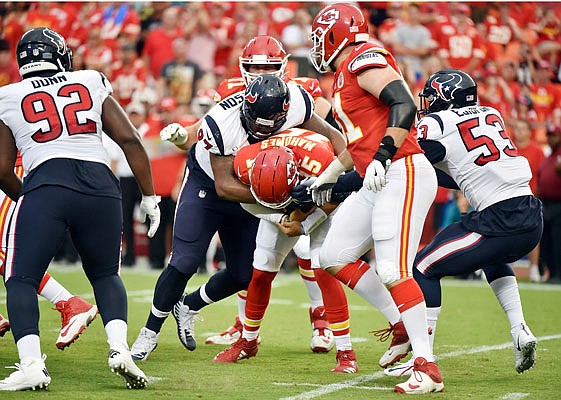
[249, 146, 299, 209]
[239, 35, 289, 85]
[310, 3, 369, 73]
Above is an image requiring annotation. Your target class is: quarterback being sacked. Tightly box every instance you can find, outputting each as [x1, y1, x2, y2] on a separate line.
[207, 36, 335, 349]
[214, 128, 359, 373]
[401, 69, 541, 376]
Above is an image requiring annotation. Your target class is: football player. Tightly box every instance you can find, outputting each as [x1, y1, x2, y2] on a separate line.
[207, 35, 336, 353]
[130, 74, 348, 362]
[212, 130, 356, 372]
[299, 3, 443, 394]
[0, 27, 159, 390]
[390, 69, 540, 376]
[0, 156, 98, 350]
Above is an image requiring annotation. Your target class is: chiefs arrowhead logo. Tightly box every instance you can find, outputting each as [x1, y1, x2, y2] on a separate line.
[282, 98, 290, 111]
[430, 72, 463, 102]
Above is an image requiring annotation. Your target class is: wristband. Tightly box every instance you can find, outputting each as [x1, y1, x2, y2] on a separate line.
[301, 208, 328, 235]
[373, 135, 398, 165]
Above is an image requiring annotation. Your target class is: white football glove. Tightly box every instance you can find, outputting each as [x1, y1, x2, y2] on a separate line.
[309, 158, 346, 206]
[139, 195, 161, 238]
[363, 159, 390, 192]
[160, 123, 188, 145]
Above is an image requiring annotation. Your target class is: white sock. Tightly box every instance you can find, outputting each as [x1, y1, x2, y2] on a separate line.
[489, 276, 525, 329]
[401, 302, 433, 362]
[17, 334, 42, 361]
[302, 280, 324, 310]
[426, 306, 441, 354]
[334, 334, 353, 351]
[237, 291, 247, 322]
[105, 319, 128, 348]
[38, 276, 72, 305]
[353, 268, 401, 325]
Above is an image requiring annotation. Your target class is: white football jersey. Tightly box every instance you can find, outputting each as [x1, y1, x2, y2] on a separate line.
[0, 70, 112, 173]
[194, 82, 314, 181]
[417, 106, 532, 211]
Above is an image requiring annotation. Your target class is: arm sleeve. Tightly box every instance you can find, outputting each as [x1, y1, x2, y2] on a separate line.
[418, 140, 446, 164]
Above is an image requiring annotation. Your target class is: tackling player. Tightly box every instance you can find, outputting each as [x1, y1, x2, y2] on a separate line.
[398, 69, 540, 376]
[0, 27, 160, 391]
[130, 74, 348, 363]
[207, 35, 336, 352]
[300, 3, 443, 394]
[212, 129, 355, 372]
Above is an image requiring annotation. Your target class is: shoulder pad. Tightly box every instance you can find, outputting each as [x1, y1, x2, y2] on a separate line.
[215, 78, 245, 102]
[348, 49, 388, 74]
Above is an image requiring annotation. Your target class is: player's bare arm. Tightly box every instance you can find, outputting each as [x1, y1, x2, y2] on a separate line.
[102, 95, 156, 197]
[0, 121, 21, 201]
[356, 67, 415, 147]
[210, 153, 255, 203]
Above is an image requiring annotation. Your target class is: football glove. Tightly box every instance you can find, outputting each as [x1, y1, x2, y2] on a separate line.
[139, 195, 161, 238]
[310, 158, 346, 206]
[363, 159, 390, 192]
[160, 123, 188, 145]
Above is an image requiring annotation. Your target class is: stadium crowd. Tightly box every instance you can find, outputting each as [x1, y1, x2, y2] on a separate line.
[1, 1, 559, 282]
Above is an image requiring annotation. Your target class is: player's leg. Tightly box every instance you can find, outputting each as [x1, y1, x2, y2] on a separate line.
[293, 235, 334, 353]
[69, 190, 146, 389]
[213, 220, 296, 363]
[0, 187, 69, 391]
[369, 155, 442, 394]
[131, 176, 221, 359]
[318, 192, 409, 369]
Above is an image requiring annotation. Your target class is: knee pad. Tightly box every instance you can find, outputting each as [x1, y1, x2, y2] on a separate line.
[376, 261, 401, 285]
[292, 236, 310, 259]
[253, 247, 285, 272]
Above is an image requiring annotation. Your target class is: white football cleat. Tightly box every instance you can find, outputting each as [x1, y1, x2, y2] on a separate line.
[309, 307, 334, 353]
[205, 316, 242, 345]
[373, 321, 412, 367]
[131, 327, 159, 361]
[0, 355, 51, 391]
[55, 296, 98, 350]
[384, 358, 414, 377]
[528, 265, 541, 283]
[394, 357, 444, 394]
[173, 295, 202, 351]
[511, 323, 537, 373]
[108, 343, 147, 389]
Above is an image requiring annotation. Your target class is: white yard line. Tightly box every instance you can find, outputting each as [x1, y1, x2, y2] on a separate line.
[278, 334, 561, 400]
[496, 394, 529, 400]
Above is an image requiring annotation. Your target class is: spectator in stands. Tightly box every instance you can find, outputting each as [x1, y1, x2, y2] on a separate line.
[157, 37, 203, 106]
[141, 6, 184, 80]
[501, 60, 523, 99]
[482, 3, 525, 66]
[88, 2, 141, 51]
[182, 3, 217, 73]
[110, 43, 148, 107]
[512, 119, 546, 282]
[281, 7, 313, 59]
[78, 25, 113, 76]
[0, 39, 20, 87]
[537, 124, 561, 284]
[376, 2, 403, 53]
[478, 61, 515, 116]
[207, 2, 236, 70]
[143, 97, 188, 269]
[437, 4, 485, 76]
[534, 7, 561, 66]
[391, 3, 435, 87]
[529, 60, 561, 144]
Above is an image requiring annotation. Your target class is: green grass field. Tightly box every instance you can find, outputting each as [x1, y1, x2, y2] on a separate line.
[1, 265, 560, 399]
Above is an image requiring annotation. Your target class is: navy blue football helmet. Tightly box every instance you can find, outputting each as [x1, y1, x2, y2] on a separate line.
[418, 69, 477, 118]
[16, 27, 73, 78]
[241, 74, 290, 141]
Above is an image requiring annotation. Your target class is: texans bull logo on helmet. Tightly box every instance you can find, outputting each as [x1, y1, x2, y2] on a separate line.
[430, 72, 464, 102]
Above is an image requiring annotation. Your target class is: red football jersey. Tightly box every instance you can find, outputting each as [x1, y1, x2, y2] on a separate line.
[233, 128, 335, 185]
[331, 42, 422, 177]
